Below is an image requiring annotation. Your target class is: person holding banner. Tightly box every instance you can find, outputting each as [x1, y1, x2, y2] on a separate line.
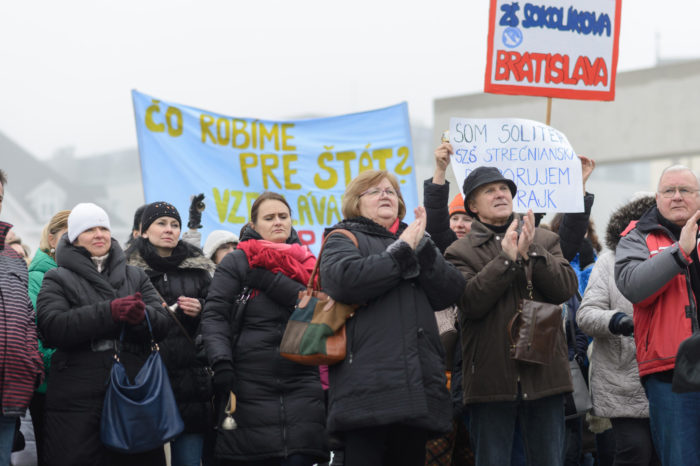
[445, 167, 577, 466]
[424, 141, 474, 253]
[126, 202, 216, 466]
[202, 192, 328, 466]
[319, 170, 465, 466]
[36, 203, 170, 466]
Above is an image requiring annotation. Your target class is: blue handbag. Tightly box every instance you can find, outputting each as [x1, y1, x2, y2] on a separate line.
[100, 310, 184, 453]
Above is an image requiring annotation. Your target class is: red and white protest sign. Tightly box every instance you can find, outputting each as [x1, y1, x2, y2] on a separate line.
[484, 0, 621, 101]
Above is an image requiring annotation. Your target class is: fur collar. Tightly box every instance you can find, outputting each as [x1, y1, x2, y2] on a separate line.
[325, 216, 407, 238]
[605, 196, 656, 251]
[127, 244, 215, 275]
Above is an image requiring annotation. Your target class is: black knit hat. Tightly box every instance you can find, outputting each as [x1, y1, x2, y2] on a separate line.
[462, 166, 517, 217]
[141, 202, 182, 233]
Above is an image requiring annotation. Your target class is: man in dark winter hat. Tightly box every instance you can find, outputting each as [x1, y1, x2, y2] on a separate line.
[445, 165, 577, 466]
[461, 166, 517, 219]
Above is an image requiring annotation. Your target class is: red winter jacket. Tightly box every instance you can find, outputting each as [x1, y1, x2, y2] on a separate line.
[615, 208, 698, 378]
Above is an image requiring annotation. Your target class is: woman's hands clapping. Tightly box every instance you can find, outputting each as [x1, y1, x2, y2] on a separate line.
[399, 206, 426, 250]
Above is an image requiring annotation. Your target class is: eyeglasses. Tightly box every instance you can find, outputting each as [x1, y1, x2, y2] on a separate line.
[360, 188, 397, 198]
[659, 186, 700, 198]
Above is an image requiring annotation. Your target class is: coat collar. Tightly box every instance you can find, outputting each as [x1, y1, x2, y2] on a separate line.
[325, 216, 407, 239]
[468, 215, 520, 247]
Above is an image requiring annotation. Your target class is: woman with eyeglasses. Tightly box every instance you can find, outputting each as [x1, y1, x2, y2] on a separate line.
[319, 170, 465, 466]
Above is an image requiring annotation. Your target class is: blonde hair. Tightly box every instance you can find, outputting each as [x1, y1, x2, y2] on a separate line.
[39, 210, 70, 255]
[341, 170, 406, 220]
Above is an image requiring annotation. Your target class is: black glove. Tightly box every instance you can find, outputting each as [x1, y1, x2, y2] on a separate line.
[187, 193, 205, 229]
[245, 268, 304, 308]
[609, 312, 634, 336]
[212, 361, 235, 396]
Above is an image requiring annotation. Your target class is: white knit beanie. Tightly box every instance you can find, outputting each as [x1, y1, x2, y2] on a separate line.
[203, 230, 239, 260]
[68, 203, 111, 242]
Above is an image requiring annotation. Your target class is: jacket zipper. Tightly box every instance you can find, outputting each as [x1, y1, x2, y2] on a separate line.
[280, 393, 288, 457]
[684, 271, 699, 333]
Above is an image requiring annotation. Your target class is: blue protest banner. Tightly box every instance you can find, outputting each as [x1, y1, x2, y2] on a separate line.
[132, 90, 417, 252]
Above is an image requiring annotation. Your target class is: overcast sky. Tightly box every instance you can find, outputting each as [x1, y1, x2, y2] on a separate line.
[1, 0, 698, 160]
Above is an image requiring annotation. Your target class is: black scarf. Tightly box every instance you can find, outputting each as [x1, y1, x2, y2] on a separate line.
[481, 213, 515, 235]
[137, 237, 189, 273]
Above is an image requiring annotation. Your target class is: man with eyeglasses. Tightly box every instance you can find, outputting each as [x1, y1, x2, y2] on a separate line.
[615, 164, 700, 466]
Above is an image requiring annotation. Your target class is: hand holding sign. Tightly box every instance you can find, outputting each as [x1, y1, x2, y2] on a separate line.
[432, 143, 453, 185]
[579, 155, 596, 194]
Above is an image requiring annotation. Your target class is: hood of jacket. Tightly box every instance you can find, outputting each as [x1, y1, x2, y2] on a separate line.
[54, 234, 127, 298]
[29, 248, 57, 275]
[605, 196, 658, 251]
[605, 195, 657, 251]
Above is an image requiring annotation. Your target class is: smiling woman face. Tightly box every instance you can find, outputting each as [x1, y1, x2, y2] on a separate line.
[142, 216, 181, 256]
[75, 226, 112, 257]
[252, 199, 292, 243]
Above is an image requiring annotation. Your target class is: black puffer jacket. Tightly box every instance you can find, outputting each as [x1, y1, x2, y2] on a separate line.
[320, 217, 466, 435]
[201, 226, 328, 463]
[36, 236, 170, 466]
[127, 238, 215, 434]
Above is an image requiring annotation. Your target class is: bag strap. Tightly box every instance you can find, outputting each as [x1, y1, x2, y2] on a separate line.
[115, 308, 156, 362]
[306, 229, 358, 291]
[152, 288, 197, 347]
[230, 287, 252, 352]
[524, 260, 534, 300]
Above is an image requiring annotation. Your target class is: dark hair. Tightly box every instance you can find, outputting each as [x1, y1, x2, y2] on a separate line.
[125, 204, 148, 247]
[0, 169, 7, 187]
[132, 204, 147, 233]
[250, 192, 292, 224]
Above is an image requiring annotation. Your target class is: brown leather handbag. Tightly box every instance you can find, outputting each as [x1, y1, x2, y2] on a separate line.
[507, 261, 563, 366]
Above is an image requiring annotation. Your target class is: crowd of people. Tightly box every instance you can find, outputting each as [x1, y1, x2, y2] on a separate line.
[0, 144, 699, 466]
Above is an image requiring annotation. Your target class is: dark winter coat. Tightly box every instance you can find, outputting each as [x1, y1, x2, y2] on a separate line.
[445, 219, 577, 404]
[424, 178, 458, 254]
[127, 239, 215, 434]
[319, 217, 465, 435]
[201, 226, 328, 463]
[36, 235, 170, 466]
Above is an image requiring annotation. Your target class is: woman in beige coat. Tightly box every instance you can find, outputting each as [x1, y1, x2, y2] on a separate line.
[577, 195, 660, 466]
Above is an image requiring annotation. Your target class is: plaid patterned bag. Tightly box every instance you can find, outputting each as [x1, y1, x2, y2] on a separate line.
[280, 229, 358, 365]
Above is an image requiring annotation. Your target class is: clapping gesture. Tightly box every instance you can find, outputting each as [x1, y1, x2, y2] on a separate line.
[502, 210, 536, 262]
[399, 206, 427, 250]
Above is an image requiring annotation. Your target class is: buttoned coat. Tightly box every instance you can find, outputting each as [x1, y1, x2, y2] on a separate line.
[445, 219, 576, 404]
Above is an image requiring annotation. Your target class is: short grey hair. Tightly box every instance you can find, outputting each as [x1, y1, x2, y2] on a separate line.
[657, 165, 700, 190]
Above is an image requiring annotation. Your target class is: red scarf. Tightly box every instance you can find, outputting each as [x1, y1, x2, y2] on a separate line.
[237, 239, 316, 285]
